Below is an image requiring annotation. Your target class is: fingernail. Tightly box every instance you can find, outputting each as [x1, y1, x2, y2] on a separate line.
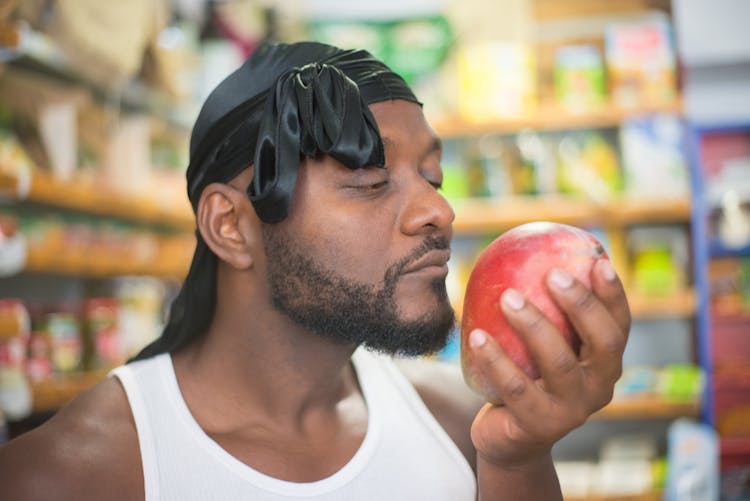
[600, 260, 616, 282]
[549, 269, 573, 289]
[502, 289, 525, 310]
[469, 329, 487, 348]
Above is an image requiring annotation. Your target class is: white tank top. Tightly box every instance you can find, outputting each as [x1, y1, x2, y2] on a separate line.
[111, 349, 477, 500]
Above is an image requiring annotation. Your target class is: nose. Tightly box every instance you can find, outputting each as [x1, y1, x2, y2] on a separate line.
[400, 178, 455, 238]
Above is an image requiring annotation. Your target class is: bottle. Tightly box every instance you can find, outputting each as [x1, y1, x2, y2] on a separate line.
[0, 299, 32, 420]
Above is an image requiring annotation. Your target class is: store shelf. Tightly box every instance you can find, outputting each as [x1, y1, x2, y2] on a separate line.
[566, 492, 662, 501]
[432, 100, 683, 138]
[8, 26, 194, 129]
[30, 371, 108, 414]
[606, 197, 691, 225]
[593, 396, 700, 420]
[452, 196, 600, 233]
[0, 169, 194, 230]
[710, 238, 750, 258]
[627, 288, 697, 319]
[452, 195, 691, 234]
[23, 243, 192, 280]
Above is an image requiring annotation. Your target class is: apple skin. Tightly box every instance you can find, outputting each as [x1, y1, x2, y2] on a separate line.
[460, 222, 608, 398]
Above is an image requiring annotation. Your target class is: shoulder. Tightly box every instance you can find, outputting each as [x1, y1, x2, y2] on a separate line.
[0, 375, 143, 501]
[394, 357, 485, 473]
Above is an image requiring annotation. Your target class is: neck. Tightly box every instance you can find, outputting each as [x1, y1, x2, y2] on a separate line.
[171, 270, 359, 431]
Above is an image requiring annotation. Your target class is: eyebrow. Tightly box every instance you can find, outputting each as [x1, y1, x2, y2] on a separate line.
[381, 136, 443, 161]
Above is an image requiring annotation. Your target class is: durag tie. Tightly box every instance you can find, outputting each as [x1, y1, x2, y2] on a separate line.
[250, 62, 384, 222]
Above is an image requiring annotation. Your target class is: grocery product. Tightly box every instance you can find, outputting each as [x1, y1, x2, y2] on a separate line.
[0, 299, 31, 420]
[554, 45, 607, 113]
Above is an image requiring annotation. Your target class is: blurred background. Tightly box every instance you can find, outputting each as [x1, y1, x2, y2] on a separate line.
[0, 0, 748, 499]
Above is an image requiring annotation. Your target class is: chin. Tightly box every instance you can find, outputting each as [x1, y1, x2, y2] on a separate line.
[398, 296, 452, 323]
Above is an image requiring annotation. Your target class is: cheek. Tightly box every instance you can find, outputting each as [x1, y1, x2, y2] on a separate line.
[306, 215, 395, 284]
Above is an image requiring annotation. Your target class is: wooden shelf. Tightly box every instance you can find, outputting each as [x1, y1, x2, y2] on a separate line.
[566, 492, 662, 501]
[627, 288, 697, 319]
[432, 100, 683, 138]
[30, 371, 108, 414]
[607, 197, 691, 225]
[4, 174, 690, 236]
[24, 244, 192, 280]
[593, 396, 700, 420]
[0, 169, 194, 230]
[452, 196, 690, 234]
[452, 196, 600, 233]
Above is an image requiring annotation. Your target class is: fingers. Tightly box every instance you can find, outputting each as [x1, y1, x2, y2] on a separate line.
[467, 329, 543, 411]
[591, 259, 632, 341]
[498, 289, 584, 397]
[467, 259, 629, 418]
[467, 327, 589, 442]
[545, 263, 628, 408]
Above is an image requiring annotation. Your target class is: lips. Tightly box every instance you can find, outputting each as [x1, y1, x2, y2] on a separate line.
[401, 249, 451, 275]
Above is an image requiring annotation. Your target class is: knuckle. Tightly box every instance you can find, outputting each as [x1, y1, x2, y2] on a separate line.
[585, 382, 615, 413]
[523, 310, 546, 331]
[574, 288, 597, 312]
[503, 374, 529, 401]
[601, 335, 624, 357]
[480, 344, 504, 369]
[552, 352, 579, 375]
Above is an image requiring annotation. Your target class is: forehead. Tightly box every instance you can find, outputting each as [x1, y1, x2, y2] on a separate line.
[368, 100, 439, 153]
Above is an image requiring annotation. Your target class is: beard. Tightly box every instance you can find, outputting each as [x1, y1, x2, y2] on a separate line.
[261, 226, 455, 357]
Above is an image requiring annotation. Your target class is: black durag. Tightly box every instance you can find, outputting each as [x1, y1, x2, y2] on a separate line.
[133, 41, 419, 360]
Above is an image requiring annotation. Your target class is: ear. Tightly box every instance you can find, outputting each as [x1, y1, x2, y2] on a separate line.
[196, 182, 256, 270]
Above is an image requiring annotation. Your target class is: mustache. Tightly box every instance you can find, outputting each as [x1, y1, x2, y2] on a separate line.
[385, 235, 450, 283]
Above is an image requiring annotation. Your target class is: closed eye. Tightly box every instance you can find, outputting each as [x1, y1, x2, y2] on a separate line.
[349, 180, 390, 192]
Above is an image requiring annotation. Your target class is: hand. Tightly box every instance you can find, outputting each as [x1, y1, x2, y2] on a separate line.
[466, 259, 630, 468]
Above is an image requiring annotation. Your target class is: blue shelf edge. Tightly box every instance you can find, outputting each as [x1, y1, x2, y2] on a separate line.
[710, 239, 750, 258]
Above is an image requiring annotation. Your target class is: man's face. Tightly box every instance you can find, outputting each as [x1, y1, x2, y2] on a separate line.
[261, 99, 456, 356]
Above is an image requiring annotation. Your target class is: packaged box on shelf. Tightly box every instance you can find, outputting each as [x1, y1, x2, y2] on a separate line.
[553, 44, 607, 113]
[711, 313, 750, 374]
[555, 130, 622, 203]
[619, 114, 690, 199]
[605, 16, 678, 108]
[0, 131, 35, 198]
[554, 461, 596, 499]
[714, 376, 750, 439]
[626, 225, 690, 297]
[455, 41, 537, 121]
[721, 440, 750, 477]
[0, 68, 89, 181]
[0, 299, 32, 420]
[708, 258, 750, 315]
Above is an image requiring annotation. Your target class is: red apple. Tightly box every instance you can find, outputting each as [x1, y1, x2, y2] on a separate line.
[460, 222, 608, 397]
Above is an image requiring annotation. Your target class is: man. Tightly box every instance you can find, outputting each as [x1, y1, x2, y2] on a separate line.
[0, 42, 629, 500]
